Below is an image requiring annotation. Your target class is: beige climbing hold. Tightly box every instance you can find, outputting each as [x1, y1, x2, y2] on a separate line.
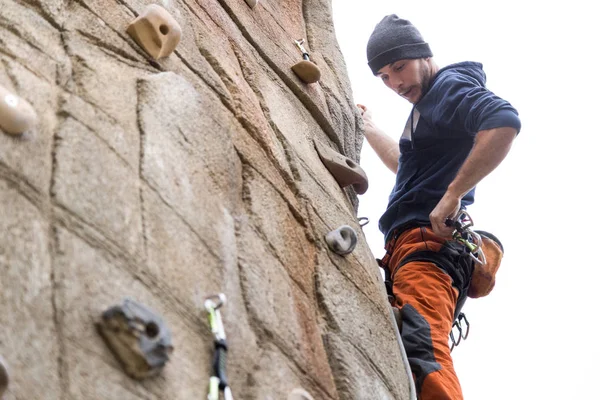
[0, 84, 37, 136]
[0, 356, 8, 397]
[292, 39, 321, 84]
[314, 140, 369, 194]
[126, 4, 182, 60]
[288, 388, 315, 400]
[245, 0, 258, 8]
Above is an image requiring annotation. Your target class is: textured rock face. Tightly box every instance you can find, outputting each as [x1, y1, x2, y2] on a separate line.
[0, 1, 409, 399]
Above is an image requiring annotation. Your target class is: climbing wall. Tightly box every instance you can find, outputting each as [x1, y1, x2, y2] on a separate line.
[0, 0, 410, 399]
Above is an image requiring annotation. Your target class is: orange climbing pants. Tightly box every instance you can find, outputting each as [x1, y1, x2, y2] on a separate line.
[383, 227, 466, 400]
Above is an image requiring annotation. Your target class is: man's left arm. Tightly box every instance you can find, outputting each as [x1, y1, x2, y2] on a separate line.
[430, 126, 518, 236]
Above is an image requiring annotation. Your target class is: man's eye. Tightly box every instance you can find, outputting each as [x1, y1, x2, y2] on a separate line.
[381, 75, 389, 82]
[395, 65, 405, 71]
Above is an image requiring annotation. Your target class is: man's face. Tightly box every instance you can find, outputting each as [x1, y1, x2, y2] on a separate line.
[377, 58, 432, 104]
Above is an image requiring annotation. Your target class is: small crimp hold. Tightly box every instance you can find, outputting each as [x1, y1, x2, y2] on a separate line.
[325, 225, 358, 255]
[288, 388, 315, 400]
[314, 140, 369, 194]
[0, 84, 37, 135]
[0, 356, 9, 397]
[96, 298, 174, 379]
[244, 0, 258, 8]
[126, 4, 182, 59]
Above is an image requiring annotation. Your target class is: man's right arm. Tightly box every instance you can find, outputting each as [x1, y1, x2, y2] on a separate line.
[357, 104, 399, 173]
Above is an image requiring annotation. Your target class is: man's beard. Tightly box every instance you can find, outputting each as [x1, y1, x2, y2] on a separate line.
[417, 61, 434, 101]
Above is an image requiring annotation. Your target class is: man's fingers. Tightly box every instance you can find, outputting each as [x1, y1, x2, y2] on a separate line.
[356, 104, 368, 117]
[431, 213, 454, 238]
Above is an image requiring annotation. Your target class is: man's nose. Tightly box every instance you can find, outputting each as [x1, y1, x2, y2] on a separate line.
[387, 74, 403, 91]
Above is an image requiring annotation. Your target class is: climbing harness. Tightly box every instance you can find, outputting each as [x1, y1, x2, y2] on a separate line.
[445, 210, 486, 266]
[205, 294, 233, 400]
[379, 215, 484, 352]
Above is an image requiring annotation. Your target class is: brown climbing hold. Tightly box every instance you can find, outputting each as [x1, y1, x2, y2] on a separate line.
[314, 140, 369, 194]
[288, 388, 315, 400]
[292, 60, 321, 84]
[0, 356, 8, 397]
[245, 0, 258, 8]
[0, 84, 37, 136]
[292, 39, 321, 84]
[126, 4, 182, 60]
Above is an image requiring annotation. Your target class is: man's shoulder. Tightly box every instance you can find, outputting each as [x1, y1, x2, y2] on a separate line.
[431, 61, 486, 91]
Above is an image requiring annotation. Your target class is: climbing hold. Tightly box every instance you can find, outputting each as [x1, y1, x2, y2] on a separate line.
[0, 356, 8, 397]
[325, 225, 358, 255]
[0, 84, 37, 136]
[244, 0, 258, 8]
[126, 4, 182, 60]
[288, 388, 315, 400]
[292, 39, 321, 84]
[314, 140, 369, 194]
[96, 298, 173, 379]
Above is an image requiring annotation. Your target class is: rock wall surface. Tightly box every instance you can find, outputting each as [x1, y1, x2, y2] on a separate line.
[0, 0, 410, 399]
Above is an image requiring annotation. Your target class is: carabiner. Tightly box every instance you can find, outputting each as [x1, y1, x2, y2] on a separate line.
[457, 313, 470, 340]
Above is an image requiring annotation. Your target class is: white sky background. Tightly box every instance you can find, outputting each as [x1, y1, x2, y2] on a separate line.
[332, 1, 600, 399]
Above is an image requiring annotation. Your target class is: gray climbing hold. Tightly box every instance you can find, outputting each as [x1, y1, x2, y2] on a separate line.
[0, 84, 37, 136]
[0, 356, 8, 397]
[96, 298, 173, 379]
[325, 225, 358, 255]
[314, 140, 369, 194]
[127, 4, 182, 60]
[288, 388, 315, 400]
[245, 0, 258, 8]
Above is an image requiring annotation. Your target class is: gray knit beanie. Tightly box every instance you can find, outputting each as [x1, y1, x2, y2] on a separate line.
[367, 15, 433, 75]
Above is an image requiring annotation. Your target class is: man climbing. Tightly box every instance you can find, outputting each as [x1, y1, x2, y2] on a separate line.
[358, 15, 521, 400]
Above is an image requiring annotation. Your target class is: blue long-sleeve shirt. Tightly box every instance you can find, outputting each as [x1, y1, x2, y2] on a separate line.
[379, 62, 521, 242]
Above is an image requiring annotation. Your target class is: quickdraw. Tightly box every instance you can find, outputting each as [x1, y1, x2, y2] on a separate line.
[445, 210, 486, 265]
[445, 211, 481, 351]
[204, 294, 233, 400]
[450, 312, 470, 352]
